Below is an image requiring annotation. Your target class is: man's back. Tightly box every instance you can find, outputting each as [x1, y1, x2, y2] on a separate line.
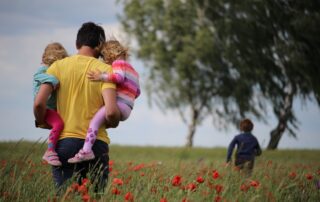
[47, 55, 115, 143]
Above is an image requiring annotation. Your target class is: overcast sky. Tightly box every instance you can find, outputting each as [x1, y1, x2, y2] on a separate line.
[0, 0, 319, 149]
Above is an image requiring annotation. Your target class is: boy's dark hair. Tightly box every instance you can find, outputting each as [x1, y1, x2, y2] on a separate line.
[76, 22, 105, 49]
[240, 119, 254, 132]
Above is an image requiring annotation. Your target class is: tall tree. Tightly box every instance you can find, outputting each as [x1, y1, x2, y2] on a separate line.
[119, 0, 263, 147]
[199, 0, 320, 149]
[118, 0, 320, 149]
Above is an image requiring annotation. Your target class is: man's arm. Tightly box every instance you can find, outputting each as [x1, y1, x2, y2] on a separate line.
[33, 83, 53, 124]
[102, 88, 120, 128]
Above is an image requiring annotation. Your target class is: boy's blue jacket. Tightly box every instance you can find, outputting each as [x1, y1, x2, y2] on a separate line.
[226, 132, 262, 162]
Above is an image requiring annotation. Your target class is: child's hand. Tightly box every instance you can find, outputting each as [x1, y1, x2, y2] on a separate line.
[87, 70, 102, 81]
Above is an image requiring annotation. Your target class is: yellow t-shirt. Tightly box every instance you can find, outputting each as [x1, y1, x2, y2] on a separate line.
[47, 55, 116, 144]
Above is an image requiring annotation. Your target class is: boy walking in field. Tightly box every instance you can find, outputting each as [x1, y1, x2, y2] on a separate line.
[226, 118, 262, 176]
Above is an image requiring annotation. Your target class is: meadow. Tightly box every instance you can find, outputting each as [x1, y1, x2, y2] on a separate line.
[0, 141, 319, 202]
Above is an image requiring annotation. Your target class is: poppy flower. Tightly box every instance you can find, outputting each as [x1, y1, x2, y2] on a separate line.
[172, 175, 182, 186]
[212, 170, 220, 179]
[112, 187, 121, 195]
[113, 178, 124, 186]
[196, 176, 205, 183]
[124, 192, 134, 201]
[215, 184, 223, 194]
[77, 185, 88, 194]
[288, 171, 297, 179]
[133, 163, 145, 171]
[240, 183, 250, 192]
[185, 183, 197, 191]
[82, 193, 90, 202]
[214, 195, 222, 202]
[160, 198, 168, 202]
[305, 173, 313, 180]
[250, 180, 259, 188]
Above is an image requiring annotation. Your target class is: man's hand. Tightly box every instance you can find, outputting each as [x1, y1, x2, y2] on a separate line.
[87, 70, 102, 81]
[35, 120, 52, 129]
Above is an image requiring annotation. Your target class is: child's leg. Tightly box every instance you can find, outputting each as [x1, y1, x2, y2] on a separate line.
[82, 107, 106, 152]
[43, 109, 64, 166]
[45, 109, 64, 152]
[68, 107, 106, 163]
[117, 101, 132, 121]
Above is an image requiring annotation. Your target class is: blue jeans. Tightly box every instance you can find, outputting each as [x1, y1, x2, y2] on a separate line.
[52, 138, 109, 192]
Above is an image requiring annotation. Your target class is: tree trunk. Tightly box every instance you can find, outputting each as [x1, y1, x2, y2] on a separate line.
[267, 86, 294, 150]
[185, 108, 198, 147]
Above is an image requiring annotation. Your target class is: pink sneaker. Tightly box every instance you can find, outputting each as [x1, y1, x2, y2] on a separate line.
[68, 149, 95, 164]
[42, 150, 62, 166]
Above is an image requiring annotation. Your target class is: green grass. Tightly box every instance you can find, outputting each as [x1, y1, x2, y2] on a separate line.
[0, 141, 319, 201]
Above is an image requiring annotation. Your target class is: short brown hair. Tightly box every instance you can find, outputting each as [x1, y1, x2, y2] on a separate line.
[100, 40, 129, 65]
[240, 119, 254, 132]
[42, 42, 68, 66]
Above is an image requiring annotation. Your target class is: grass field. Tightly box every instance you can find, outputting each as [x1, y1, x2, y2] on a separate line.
[0, 141, 319, 201]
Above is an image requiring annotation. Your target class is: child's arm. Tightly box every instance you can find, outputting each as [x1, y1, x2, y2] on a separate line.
[87, 69, 125, 84]
[255, 142, 262, 156]
[226, 137, 237, 163]
[34, 72, 59, 90]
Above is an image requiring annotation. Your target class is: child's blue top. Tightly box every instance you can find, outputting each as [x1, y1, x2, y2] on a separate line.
[226, 132, 261, 162]
[33, 66, 59, 110]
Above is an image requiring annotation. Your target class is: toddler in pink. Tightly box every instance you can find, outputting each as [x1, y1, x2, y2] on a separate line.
[68, 40, 140, 163]
[33, 42, 68, 166]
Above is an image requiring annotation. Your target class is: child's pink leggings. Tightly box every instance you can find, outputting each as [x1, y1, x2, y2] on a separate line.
[82, 101, 131, 152]
[45, 109, 64, 151]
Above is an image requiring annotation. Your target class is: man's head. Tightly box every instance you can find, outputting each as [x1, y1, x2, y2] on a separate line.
[76, 22, 105, 51]
[240, 118, 254, 132]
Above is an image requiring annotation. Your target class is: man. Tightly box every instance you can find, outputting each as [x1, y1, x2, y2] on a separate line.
[33, 22, 120, 191]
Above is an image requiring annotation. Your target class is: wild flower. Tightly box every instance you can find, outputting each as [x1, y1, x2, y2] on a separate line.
[124, 192, 134, 201]
[113, 178, 124, 186]
[172, 175, 182, 186]
[212, 170, 220, 179]
[196, 176, 205, 183]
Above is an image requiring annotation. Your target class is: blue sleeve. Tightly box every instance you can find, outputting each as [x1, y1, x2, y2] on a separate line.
[226, 137, 237, 162]
[33, 72, 59, 88]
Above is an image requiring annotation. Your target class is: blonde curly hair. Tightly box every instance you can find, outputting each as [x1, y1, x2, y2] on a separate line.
[42, 42, 68, 66]
[100, 40, 129, 65]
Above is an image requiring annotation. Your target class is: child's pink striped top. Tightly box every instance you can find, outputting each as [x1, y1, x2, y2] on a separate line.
[101, 60, 140, 108]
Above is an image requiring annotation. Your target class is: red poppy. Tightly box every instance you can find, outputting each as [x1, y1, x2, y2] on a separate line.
[82, 178, 89, 186]
[124, 192, 134, 201]
[160, 198, 168, 202]
[305, 173, 313, 180]
[133, 163, 145, 171]
[215, 184, 223, 194]
[212, 170, 220, 179]
[77, 185, 88, 194]
[71, 183, 79, 192]
[113, 178, 124, 186]
[250, 180, 259, 188]
[185, 183, 197, 191]
[172, 175, 182, 186]
[196, 176, 205, 183]
[112, 187, 121, 195]
[82, 193, 90, 202]
[109, 160, 114, 166]
[288, 171, 297, 179]
[214, 195, 222, 202]
[240, 183, 250, 192]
